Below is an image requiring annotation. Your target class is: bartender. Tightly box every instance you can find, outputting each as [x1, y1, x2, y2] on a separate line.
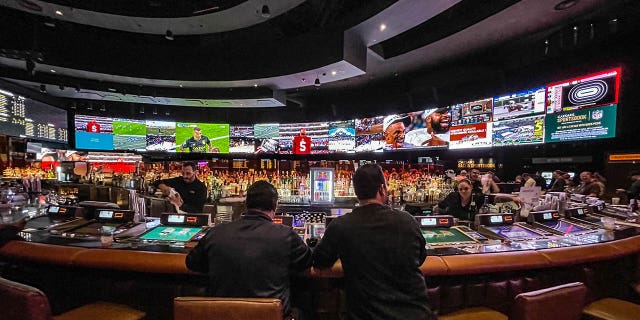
[152, 161, 207, 213]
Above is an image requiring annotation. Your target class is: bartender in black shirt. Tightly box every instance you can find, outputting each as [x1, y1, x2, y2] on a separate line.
[152, 162, 207, 213]
[313, 164, 435, 320]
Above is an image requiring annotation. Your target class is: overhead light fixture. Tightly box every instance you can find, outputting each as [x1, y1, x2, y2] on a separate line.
[50, 69, 56, 73]
[554, 0, 579, 11]
[139, 106, 145, 114]
[379, 24, 386, 31]
[39, 84, 46, 93]
[153, 107, 158, 115]
[254, 84, 258, 88]
[165, 30, 174, 40]
[99, 104, 106, 112]
[165, 110, 170, 116]
[75, 85, 81, 92]
[55, 10, 63, 16]
[314, 77, 321, 87]
[58, 84, 64, 90]
[43, 16, 56, 28]
[260, 5, 271, 18]
[87, 103, 93, 111]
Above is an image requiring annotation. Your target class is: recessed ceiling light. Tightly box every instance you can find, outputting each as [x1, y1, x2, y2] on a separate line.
[50, 69, 56, 73]
[331, 71, 337, 76]
[379, 24, 386, 31]
[55, 10, 63, 16]
[254, 84, 258, 87]
[554, 0, 579, 11]
[179, 84, 183, 88]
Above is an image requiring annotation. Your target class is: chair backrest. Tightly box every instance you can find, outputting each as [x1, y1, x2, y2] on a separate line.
[511, 282, 587, 320]
[174, 297, 282, 320]
[0, 277, 52, 320]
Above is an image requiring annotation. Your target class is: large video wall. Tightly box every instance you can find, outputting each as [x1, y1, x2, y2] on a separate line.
[0, 88, 68, 143]
[74, 68, 620, 154]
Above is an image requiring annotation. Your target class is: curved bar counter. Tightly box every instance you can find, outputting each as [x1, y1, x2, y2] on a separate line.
[1, 236, 639, 319]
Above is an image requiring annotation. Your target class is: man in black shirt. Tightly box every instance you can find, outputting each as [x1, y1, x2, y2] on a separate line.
[152, 162, 207, 213]
[313, 164, 435, 320]
[185, 181, 312, 318]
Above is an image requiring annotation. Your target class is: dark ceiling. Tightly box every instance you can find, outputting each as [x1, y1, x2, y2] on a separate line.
[0, 0, 636, 123]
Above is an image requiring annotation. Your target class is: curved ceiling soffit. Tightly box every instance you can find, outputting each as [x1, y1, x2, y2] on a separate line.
[0, 0, 461, 106]
[1, 0, 305, 34]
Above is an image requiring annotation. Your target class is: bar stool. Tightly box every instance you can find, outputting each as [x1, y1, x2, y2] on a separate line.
[174, 297, 282, 320]
[0, 277, 145, 320]
[511, 282, 587, 320]
[438, 307, 508, 320]
[583, 297, 640, 320]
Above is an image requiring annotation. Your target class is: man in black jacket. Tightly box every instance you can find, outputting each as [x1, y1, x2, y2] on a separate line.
[312, 164, 435, 320]
[185, 181, 312, 318]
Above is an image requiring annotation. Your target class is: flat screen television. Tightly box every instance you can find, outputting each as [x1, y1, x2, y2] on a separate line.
[402, 108, 451, 149]
[74, 114, 114, 150]
[355, 116, 384, 152]
[493, 87, 546, 121]
[253, 123, 280, 154]
[229, 125, 257, 153]
[146, 120, 177, 152]
[546, 68, 620, 114]
[450, 98, 493, 126]
[448, 122, 493, 149]
[0, 88, 68, 143]
[113, 118, 146, 151]
[492, 115, 545, 146]
[328, 120, 356, 153]
[278, 122, 329, 155]
[175, 122, 229, 153]
[544, 104, 617, 142]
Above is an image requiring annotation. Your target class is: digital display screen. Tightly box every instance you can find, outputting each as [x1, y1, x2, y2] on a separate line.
[450, 98, 493, 126]
[146, 121, 177, 151]
[70, 222, 119, 236]
[253, 123, 280, 154]
[542, 220, 589, 234]
[449, 122, 492, 149]
[75, 115, 114, 150]
[307, 224, 326, 239]
[112, 118, 147, 151]
[576, 208, 584, 215]
[420, 217, 437, 226]
[0, 88, 68, 143]
[545, 104, 617, 143]
[98, 210, 114, 219]
[402, 108, 451, 149]
[167, 215, 185, 223]
[493, 87, 546, 121]
[546, 68, 620, 114]
[543, 212, 553, 220]
[355, 116, 385, 152]
[48, 206, 60, 213]
[175, 122, 229, 153]
[139, 226, 201, 242]
[278, 122, 329, 154]
[229, 125, 257, 153]
[490, 216, 503, 223]
[421, 229, 471, 243]
[489, 225, 542, 240]
[328, 120, 356, 152]
[492, 115, 545, 146]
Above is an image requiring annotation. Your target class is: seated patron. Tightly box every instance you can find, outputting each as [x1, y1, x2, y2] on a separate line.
[185, 181, 312, 318]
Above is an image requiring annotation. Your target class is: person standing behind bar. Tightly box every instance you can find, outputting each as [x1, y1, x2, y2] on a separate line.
[152, 162, 207, 213]
[185, 181, 312, 319]
[312, 164, 435, 320]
